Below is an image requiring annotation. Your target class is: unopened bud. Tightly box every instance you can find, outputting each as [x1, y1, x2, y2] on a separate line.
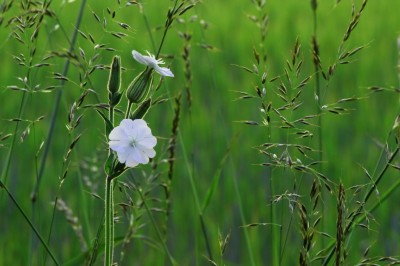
[311, 0, 317, 10]
[108, 56, 121, 94]
[109, 92, 122, 107]
[130, 98, 152, 120]
[126, 68, 153, 104]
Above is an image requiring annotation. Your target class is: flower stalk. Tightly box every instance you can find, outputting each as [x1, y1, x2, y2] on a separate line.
[104, 176, 114, 266]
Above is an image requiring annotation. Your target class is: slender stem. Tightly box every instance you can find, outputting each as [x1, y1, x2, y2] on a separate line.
[270, 168, 280, 266]
[199, 214, 213, 262]
[110, 179, 115, 263]
[231, 165, 256, 266]
[32, 0, 87, 202]
[322, 144, 399, 265]
[155, 0, 179, 58]
[76, 149, 93, 243]
[125, 102, 132, 119]
[311, 2, 326, 252]
[129, 173, 177, 265]
[0, 180, 59, 266]
[267, 125, 280, 265]
[109, 107, 114, 126]
[104, 177, 113, 266]
[142, 4, 214, 262]
[345, 146, 399, 235]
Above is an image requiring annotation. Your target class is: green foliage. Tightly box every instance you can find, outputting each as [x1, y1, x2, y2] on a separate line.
[1, 0, 400, 265]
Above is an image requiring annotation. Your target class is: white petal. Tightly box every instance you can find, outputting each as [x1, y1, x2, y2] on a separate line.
[110, 140, 131, 153]
[154, 66, 174, 77]
[109, 125, 128, 141]
[126, 148, 148, 166]
[136, 125, 151, 137]
[130, 119, 148, 129]
[143, 147, 156, 158]
[119, 119, 144, 139]
[138, 135, 157, 148]
[116, 149, 130, 164]
[110, 118, 157, 168]
[132, 50, 150, 66]
[124, 154, 139, 168]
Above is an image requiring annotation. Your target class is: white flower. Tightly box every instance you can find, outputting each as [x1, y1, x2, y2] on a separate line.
[132, 50, 174, 77]
[109, 119, 157, 168]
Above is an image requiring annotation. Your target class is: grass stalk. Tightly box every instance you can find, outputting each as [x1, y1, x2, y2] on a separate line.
[129, 173, 177, 265]
[33, 1, 87, 261]
[32, 0, 87, 202]
[311, 0, 326, 252]
[265, 124, 280, 265]
[230, 161, 256, 266]
[322, 143, 399, 265]
[141, 3, 214, 262]
[0, 180, 59, 265]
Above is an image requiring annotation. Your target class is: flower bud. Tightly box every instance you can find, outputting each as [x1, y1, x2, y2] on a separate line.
[108, 56, 121, 94]
[130, 98, 152, 120]
[109, 92, 122, 107]
[311, 0, 317, 11]
[126, 68, 153, 104]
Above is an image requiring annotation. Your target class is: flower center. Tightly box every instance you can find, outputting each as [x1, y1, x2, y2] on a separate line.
[130, 138, 137, 148]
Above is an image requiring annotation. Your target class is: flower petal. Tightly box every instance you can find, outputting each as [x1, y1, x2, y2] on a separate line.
[137, 135, 157, 148]
[143, 147, 156, 158]
[132, 50, 150, 66]
[119, 119, 145, 139]
[115, 148, 130, 164]
[154, 65, 174, 77]
[109, 125, 128, 141]
[125, 147, 148, 166]
[124, 154, 139, 168]
[109, 118, 157, 168]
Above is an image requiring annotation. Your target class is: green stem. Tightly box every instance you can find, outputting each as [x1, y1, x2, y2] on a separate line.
[142, 5, 214, 262]
[109, 107, 114, 126]
[155, 0, 179, 58]
[344, 146, 399, 235]
[0, 180, 59, 265]
[267, 126, 280, 265]
[129, 173, 177, 265]
[311, 2, 326, 252]
[125, 102, 132, 119]
[104, 177, 114, 266]
[231, 164, 256, 266]
[31, 0, 87, 202]
[322, 144, 399, 265]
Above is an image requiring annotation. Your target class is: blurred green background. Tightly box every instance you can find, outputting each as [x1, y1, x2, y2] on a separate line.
[1, 0, 400, 265]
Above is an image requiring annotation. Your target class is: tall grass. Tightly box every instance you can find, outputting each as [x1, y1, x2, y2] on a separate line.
[1, 0, 400, 265]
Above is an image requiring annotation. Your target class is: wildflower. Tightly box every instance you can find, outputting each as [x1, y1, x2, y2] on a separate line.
[109, 119, 157, 168]
[132, 50, 174, 77]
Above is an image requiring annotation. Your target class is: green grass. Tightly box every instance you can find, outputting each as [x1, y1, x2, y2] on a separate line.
[1, 0, 400, 265]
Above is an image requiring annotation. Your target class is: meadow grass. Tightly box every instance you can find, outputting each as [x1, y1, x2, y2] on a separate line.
[1, 0, 400, 265]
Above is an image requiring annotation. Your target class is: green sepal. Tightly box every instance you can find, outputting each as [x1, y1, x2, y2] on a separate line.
[110, 162, 127, 179]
